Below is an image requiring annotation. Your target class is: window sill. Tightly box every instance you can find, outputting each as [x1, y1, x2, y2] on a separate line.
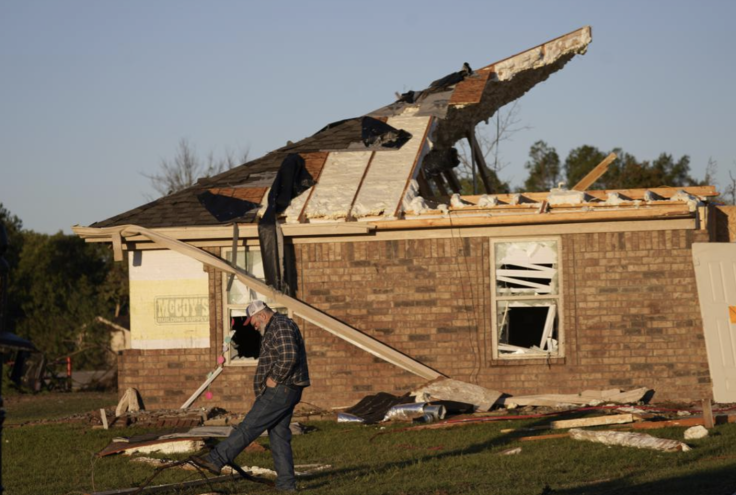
[226, 358, 259, 367]
[490, 356, 566, 366]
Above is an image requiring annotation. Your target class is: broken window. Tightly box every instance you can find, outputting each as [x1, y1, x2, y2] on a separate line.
[491, 239, 562, 359]
[223, 248, 287, 366]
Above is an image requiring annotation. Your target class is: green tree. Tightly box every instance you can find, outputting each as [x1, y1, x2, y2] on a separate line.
[0, 204, 24, 275]
[561, 146, 704, 191]
[523, 140, 561, 192]
[10, 232, 125, 369]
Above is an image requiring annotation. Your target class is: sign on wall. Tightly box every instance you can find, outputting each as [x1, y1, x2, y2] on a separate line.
[129, 250, 210, 349]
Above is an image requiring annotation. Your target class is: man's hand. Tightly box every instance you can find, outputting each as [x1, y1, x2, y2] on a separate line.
[266, 377, 278, 388]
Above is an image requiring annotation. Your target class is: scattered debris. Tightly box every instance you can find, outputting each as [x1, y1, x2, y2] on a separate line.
[131, 457, 330, 477]
[384, 403, 446, 423]
[500, 387, 650, 408]
[116, 388, 142, 417]
[499, 447, 522, 455]
[501, 413, 636, 433]
[568, 429, 691, 452]
[684, 425, 709, 440]
[411, 378, 502, 411]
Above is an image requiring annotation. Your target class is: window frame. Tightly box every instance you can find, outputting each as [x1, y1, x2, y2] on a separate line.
[221, 246, 287, 367]
[490, 236, 564, 360]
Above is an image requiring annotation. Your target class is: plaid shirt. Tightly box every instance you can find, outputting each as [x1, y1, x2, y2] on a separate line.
[253, 313, 310, 397]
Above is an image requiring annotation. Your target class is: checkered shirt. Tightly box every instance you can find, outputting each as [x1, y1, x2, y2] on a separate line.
[253, 313, 310, 397]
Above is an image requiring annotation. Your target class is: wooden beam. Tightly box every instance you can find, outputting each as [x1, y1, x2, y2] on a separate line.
[369, 205, 693, 231]
[572, 152, 617, 191]
[467, 130, 493, 194]
[78, 225, 443, 382]
[461, 186, 718, 205]
[432, 176, 449, 197]
[393, 116, 434, 218]
[443, 170, 462, 193]
[503, 414, 635, 433]
[416, 170, 434, 199]
[347, 152, 376, 220]
[549, 413, 635, 430]
[100, 218, 696, 252]
[702, 398, 715, 429]
[75, 222, 376, 243]
[518, 433, 569, 442]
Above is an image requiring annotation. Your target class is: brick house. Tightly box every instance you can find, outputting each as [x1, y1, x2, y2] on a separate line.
[75, 27, 736, 411]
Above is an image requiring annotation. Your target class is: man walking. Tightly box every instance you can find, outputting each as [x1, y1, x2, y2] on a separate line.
[191, 300, 310, 492]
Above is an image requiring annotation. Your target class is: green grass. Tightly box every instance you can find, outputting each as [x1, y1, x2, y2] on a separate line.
[4, 391, 118, 424]
[4, 393, 736, 494]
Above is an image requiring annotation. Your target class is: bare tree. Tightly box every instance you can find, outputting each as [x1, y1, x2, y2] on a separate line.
[143, 138, 249, 197]
[726, 168, 736, 206]
[456, 102, 529, 193]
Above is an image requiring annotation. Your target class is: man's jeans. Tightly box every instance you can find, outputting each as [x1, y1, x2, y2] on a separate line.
[207, 384, 302, 491]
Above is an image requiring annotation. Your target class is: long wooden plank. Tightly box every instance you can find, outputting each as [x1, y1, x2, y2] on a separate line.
[572, 153, 617, 191]
[461, 186, 718, 204]
[468, 130, 493, 194]
[74, 225, 443, 381]
[549, 413, 634, 430]
[370, 205, 693, 230]
[91, 218, 696, 252]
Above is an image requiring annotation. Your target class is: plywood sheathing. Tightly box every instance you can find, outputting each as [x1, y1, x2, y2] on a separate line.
[434, 26, 592, 150]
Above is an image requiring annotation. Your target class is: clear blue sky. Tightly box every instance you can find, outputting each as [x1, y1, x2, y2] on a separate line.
[2, 0, 735, 234]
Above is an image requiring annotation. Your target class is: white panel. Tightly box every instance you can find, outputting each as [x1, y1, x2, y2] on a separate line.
[351, 116, 431, 218]
[128, 250, 209, 350]
[304, 151, 372, 219]
[129, 250, 207, 282]
[692, 243, 736, 402]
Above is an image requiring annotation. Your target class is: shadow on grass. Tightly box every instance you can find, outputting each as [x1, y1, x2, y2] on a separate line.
[549, 462, 736, 495]
[304, 415, 736, 495]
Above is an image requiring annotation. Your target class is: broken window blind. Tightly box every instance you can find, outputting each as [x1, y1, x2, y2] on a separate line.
[492, 239, 561, 358]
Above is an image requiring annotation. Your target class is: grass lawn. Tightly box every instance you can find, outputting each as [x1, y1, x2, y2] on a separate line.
[4, 392, 736, 494]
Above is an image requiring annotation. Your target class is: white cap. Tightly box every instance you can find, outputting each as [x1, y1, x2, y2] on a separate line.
[244, 300, 267, 325]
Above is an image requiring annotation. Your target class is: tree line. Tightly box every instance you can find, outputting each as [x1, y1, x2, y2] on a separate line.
[1, 204, 128, 372]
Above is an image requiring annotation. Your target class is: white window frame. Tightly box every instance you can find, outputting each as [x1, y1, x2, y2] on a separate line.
[221, 247, 287, 367]
[490, 237, 564, 360]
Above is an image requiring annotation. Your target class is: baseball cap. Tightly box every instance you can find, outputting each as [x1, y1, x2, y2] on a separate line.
[244, 300, 267, 326]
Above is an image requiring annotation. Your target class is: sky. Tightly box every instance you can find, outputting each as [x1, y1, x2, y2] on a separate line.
[1, 0, 735, 234]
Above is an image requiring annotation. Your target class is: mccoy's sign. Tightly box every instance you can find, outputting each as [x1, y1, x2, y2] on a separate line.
[155, 295, 209, 324]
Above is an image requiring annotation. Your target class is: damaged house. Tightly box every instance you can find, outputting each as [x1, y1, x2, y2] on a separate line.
[75, 26, 736, 411]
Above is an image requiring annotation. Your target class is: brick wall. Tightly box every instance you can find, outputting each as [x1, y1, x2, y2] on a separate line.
[119, 227, 713, 410]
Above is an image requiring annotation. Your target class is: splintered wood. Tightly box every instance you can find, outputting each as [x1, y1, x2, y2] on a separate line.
[569, 429, 691, 452]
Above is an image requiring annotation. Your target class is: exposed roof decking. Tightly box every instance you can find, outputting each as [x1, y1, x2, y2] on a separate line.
[89, 27, 594, 231]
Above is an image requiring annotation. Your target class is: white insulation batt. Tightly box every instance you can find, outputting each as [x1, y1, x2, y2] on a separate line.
[493, 28, 592, 82]
[351, 116, 431, 218]
[304, 151, 372, 220]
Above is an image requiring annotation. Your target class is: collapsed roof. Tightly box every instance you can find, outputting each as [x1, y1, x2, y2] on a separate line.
[92, 27, 610, 230]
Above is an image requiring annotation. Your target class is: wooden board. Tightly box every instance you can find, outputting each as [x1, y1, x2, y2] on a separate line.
[571, 153, 617, 191]
[461, 186, 718, 204]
